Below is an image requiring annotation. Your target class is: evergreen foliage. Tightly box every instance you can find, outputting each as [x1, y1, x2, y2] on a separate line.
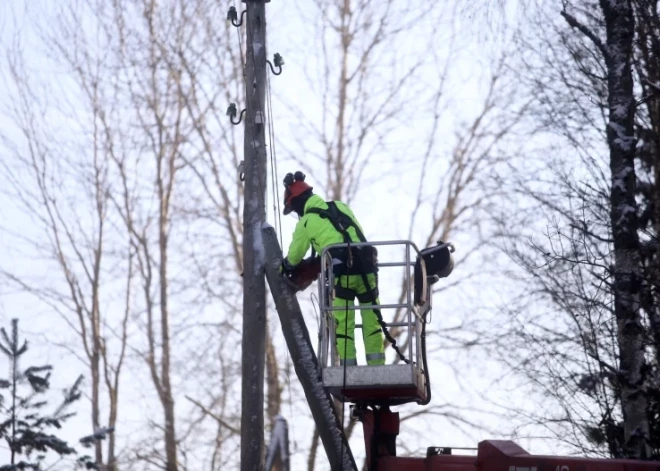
[0, 319, 110, 470]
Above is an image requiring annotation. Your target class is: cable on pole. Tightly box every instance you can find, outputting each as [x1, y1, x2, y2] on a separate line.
[266, 53, 283, 247]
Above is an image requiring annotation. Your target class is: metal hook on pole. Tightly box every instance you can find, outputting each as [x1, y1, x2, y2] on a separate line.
[267, 53, 284, 76]
[227, 103, 246, 125]
[227, 6, 247, 27]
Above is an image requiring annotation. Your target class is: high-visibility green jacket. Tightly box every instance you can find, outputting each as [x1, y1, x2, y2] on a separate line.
[286, 194, 365, 266]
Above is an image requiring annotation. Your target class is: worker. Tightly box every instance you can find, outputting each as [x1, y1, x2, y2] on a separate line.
[280, 171, 385, 366]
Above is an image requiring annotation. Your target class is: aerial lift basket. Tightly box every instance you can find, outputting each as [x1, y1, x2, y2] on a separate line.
[318, 240, 453, 406]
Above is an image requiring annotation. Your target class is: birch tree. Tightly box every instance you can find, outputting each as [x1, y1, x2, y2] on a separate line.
[597, 0, 650, 457]
[491, 0, 655, 459]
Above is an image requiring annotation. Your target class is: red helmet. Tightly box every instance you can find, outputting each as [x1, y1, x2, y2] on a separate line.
[283, 171, 313, 215]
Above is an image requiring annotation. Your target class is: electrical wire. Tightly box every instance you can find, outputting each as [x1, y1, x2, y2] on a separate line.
[234, 2, 246, 90]
[420, 305, 432, 406]
[266, 67, 283, 247]
[310, 292, 321, 335]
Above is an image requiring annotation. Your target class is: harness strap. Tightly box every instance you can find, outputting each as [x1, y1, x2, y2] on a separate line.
[306, 202, 367, 244]
[334, 285, 356, 301]
[333, 286, 378, 304]
[357, 288, 378, 304]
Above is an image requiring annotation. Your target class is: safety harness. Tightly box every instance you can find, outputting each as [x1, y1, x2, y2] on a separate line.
[306, 201, 410, 364]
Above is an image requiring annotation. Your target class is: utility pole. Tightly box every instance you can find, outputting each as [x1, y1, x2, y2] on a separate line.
[240, 0, 268, 469]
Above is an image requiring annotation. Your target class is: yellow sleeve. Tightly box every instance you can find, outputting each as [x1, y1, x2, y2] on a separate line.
[286, 217, 311, 266]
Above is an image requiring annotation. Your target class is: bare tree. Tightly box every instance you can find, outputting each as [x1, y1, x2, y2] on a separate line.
[1, 0, 255, 468]
[282, 0, 440, 205]
[100, 1, 197, 468]
[272, 1, 534, 468]
[490, 0, 657, 459]
[0, 10, 131, 469]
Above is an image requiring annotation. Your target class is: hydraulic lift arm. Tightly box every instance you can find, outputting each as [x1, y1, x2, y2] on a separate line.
[262, 225, 357, 471]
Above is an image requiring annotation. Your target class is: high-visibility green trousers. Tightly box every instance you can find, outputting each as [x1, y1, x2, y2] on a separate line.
[333, 273, 385, 366]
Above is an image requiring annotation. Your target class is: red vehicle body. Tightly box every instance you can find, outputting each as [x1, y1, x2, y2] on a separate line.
[357, 407, 660, 471]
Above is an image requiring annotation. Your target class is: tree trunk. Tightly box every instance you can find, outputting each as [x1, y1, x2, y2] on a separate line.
[601, 0, 651, 458]
[330, 0, 351, 202]
[307, 428, 320, 471]
[159, 166, 178, 471]
[107, 387, 118, 471]
[635, 0, 660, 368]
[91, 350, 102, 465]
[91, 270, 103, 466]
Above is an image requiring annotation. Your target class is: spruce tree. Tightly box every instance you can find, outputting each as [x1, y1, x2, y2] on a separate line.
[0, 319, 91, 470]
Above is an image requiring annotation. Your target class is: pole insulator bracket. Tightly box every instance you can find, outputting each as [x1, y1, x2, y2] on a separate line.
[238, 160, 245, 181]
[267, 53, 284, 75]
[227, 6, 247, 27]
[227, 103, 246, 125]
